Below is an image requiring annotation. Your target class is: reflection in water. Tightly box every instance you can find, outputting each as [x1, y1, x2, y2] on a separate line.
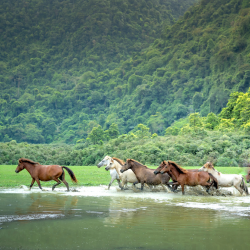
[0, 188, 250, 250]
[104, 195, 250, 230]
[0, 193, 79, 223]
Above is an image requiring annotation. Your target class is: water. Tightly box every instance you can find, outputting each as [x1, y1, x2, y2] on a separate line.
[0, 186, 250, 250]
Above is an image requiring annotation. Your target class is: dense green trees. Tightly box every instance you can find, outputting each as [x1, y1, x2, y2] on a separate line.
[0, 0, 198, 143]
[1, 88, 250, 167]
[1, 0, 250, 144]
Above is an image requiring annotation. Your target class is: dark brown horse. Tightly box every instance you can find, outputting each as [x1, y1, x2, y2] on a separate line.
[120, 159, 171, 191]
[15, 158, 78, 191]
[154, 164, 200, 191]
[159, 160, 218, 195]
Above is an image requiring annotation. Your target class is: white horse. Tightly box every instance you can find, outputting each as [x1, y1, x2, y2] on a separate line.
[97, 156, 123, 189]
[199, 162, 248, 195]
[105, 157, 140, 190]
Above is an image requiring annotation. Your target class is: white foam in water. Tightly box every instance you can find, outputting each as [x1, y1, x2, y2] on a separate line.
[1, 186, 250, 218]
[0, 213, 64, 223]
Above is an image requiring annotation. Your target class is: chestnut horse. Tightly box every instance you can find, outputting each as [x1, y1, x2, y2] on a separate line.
[120, 159, 172, 191]
[159, 160, 218, 195]
[154, 164, 200, 191]
[15, 158, 78, 191]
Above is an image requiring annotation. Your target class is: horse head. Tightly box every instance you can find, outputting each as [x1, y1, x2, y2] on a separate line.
[199, 162, 214, 172]
[15, 159, 26, 173]
[120, 159, 132, 173]
[154, 160, 167, 175]
[246, 169, 250, 183]
[105, 158, 115, 171]
[97, 155, 112, 168]
[160, 161, 170, 174]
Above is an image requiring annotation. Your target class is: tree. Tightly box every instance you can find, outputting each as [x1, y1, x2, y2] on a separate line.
[107, 123, 119, 139]
[135, 124, 151, 139]
[87, 125, 105, 144]
[204, 113, 219, 130]
[189, 113, 203, 129]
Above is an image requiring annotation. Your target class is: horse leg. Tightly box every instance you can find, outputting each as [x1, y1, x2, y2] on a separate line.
[205, 184, 212, 193]
[122, 179, 129, 190]
[119, 179, 126, 190]
[204, 180, 213, 193]
[108, 176, 116, 190]
[132, 181, 139, 191]
[234, 184, 243, 195]
[35, 179, 43, 190]
[116, 179, 122, 189]
[59, 170, 70, 191]
[62, 180, 69, 191]
[30, 178, 35, 190]
[141, 182, 145, 191]
[160, 184, 168, 192]
[166, 184, 173, 192]
[162, 183, 172, 193]
[172, 184, 179, 192]
[181, 184, 185, 195]
[52, 178, 62, 191]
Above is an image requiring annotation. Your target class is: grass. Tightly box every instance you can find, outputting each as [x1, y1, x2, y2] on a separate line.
[0, 165, 248, 188]
[0, 165, 111, 188]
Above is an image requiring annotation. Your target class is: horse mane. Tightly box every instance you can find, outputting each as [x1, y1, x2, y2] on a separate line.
[112, 157, 124, 166]
[168, 160, 188, 174]
[19, 158, 39, 165]
[129, 159, 148, 168]
[205, 162, 220, 175]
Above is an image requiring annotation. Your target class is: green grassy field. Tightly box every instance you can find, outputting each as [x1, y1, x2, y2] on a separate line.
[0, 165, 248, 189]
[0, 165, 111, 188]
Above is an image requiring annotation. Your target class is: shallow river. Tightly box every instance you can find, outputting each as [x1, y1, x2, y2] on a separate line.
[0, 186, 250, 250]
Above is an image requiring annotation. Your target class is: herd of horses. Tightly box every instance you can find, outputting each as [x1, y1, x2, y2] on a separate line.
[97, 156, 249, 195]
[15, 156, 250, 196]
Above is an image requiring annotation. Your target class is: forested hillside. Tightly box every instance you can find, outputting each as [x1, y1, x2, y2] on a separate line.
[1, 88, 250, 167]
[0, 0, 197, 143]
[1, 0, 250, 144]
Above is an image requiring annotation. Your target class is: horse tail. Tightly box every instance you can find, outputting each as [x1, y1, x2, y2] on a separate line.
[62, 166, 78, 183]
[240, 177, 248, 195]
[208, 173, 218, 189]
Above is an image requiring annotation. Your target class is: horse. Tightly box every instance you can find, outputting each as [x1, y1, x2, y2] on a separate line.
[97, 155, 124, 189]
[154, 164, 200, 192]
[199, 162, 248, 195]
[159, 160, 218, 195]
[246, 169, 250, 183]
[120, 159, 172, 191]
[15, 158, 78, 191]
[104, 157, 143, 190]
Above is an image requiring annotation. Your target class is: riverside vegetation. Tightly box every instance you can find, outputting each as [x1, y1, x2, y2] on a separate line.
[1, 89, 250, 167]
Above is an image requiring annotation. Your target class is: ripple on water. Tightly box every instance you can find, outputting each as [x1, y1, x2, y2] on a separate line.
[0, 213, 64, 223]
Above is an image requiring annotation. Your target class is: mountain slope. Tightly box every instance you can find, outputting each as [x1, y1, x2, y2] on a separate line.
[0, 0, 198, 143]
[3, 0, 250, 144]
[107, 0, 250, 131]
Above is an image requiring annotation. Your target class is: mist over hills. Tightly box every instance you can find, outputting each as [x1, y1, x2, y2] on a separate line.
[0, 0, 250, 144]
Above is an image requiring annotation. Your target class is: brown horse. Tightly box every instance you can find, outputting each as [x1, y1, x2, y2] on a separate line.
[15, 158, 78, 191]
[154, 164, 200, 191]
[120, 159, 171, 191]
[159, 160, 218, 195]
[246, 169, 250, 183]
